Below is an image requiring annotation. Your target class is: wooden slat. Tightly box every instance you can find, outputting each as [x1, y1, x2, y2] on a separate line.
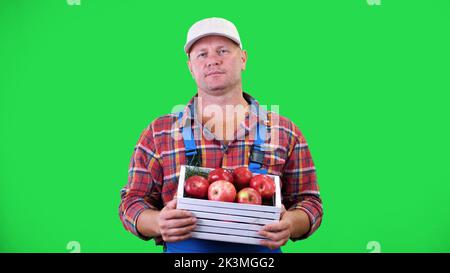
[195, 225, 265, 239]
[196, 219, 263, 231]
[190, 211, 276, 225]
[178, 196, 280, 213]
[191, 232, 263, 246]
[178, 203, 278, 220]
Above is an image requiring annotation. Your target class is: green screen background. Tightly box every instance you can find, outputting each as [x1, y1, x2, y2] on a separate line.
[1, 0, 449, 253]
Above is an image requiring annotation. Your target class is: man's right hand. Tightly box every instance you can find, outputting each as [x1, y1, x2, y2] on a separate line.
[157, 198, 197, 242]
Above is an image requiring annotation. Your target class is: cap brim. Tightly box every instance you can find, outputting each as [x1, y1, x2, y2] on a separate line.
[184, 32, 242, 54]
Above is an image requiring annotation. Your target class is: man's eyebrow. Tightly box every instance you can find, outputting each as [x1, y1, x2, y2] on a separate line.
[195, 45, 228, 51]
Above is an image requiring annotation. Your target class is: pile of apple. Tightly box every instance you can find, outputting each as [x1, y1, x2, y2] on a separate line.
[184, 167, 276, 205]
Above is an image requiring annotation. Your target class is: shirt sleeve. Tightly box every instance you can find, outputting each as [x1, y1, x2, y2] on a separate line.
[282, 121, 323, 241]
[119, 124, 164, 243]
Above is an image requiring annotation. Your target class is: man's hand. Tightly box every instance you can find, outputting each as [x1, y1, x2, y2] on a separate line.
[258, 205, 311, 249]
[157, 198, 197, 242]
[258, 205, 292, 249]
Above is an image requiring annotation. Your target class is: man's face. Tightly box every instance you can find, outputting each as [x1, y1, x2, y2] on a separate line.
[188, 35, 247, 95]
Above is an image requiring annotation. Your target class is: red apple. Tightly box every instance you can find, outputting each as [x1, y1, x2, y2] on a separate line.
[184, 175, 209, 199]
[232, 167, 253, 190]
[208, 180, 236, 202]
[208, 168, 234, 184]
[236, 187, 262, 205]
[249, 174, 276, 199]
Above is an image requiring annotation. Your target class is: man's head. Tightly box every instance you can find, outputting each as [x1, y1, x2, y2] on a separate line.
[185, 18, 247, 96]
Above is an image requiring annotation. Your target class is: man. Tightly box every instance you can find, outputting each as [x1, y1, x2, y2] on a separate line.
[119, 17, 323, 253]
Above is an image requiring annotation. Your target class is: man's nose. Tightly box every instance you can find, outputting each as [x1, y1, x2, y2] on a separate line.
[206, 56, 221, 67]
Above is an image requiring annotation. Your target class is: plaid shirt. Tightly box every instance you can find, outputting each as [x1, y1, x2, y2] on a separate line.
[119, 92, 323, 245]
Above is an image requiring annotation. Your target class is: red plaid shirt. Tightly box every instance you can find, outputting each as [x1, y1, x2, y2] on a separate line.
[119, 92, 323, 245]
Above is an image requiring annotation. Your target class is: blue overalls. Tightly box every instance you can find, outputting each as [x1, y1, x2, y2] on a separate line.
[163, 110, 282, 253]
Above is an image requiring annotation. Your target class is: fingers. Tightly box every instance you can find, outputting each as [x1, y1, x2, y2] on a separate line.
[280, 205, 287, 218]
[165, 198, 178, 210]
[259, 228, 290, 243]
[160, 217, 197, 230]
[259, 236, 289, 250]
[164, 233, 193, 243]
[159, 200, 197, 242]
[261, 220, 290, 233]
[163, 221, 197, 237]
[161, 198, 194, 220]
[161, 208, 194, 220]
[258, 220, 291, 249]
[160, 217, 197, 242]
[259, 228, 290, 249]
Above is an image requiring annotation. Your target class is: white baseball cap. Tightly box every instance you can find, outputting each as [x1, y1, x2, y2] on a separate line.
[184, 17, 242, 54]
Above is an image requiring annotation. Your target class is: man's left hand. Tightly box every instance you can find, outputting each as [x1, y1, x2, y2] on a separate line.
[258, 206, 292, 249]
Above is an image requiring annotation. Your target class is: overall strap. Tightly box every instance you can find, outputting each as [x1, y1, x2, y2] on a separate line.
[248, 117, 268, 174]
[178, 111, 201, 166]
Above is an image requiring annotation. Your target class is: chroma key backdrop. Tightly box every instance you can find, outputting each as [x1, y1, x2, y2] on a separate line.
[1, 0, 449, 253]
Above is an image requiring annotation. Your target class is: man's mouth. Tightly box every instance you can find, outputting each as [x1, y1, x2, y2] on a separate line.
[205, 71, 225, 77]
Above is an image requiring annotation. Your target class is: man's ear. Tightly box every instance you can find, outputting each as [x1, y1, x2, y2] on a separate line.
[187, 59, 194, 78]
[241, 50, 248, 71]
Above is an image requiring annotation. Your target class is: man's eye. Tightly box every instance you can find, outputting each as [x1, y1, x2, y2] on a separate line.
[197, 53, 207, 58]
[219, 49, 228, 54]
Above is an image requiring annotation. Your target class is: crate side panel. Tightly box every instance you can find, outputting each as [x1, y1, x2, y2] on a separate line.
[191, 232, 263, 246]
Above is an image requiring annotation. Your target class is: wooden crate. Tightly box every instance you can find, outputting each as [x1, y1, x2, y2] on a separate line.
[176, 165, 282, 245]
